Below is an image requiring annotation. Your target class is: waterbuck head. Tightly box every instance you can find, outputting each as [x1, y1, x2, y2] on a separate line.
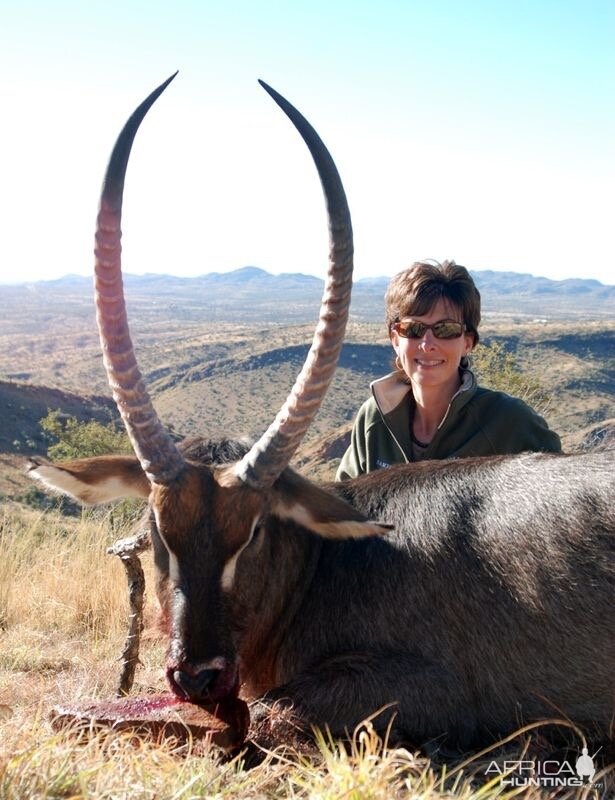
[30, 76, 389, 704]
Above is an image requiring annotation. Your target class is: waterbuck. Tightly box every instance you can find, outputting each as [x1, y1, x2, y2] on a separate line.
[29, 75, 614, 751]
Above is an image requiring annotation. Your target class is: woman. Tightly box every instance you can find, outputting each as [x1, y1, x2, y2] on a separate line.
[336, 260, 561, 480]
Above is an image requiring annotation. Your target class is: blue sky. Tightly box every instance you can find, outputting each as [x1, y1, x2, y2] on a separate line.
[1, 1, 613, 285]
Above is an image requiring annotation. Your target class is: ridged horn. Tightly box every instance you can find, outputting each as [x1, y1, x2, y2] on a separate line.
[94, 73, 185, 485]
[235, 80, 353, 489]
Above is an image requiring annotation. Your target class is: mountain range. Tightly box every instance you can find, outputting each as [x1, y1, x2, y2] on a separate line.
[1, 266, 613, 322]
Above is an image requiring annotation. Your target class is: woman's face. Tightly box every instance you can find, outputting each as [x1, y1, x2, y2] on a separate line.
[391, 298, 475, 394]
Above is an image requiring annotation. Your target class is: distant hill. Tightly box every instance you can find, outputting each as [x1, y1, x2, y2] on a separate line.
[351, 271, 615, 320]
[2, 325, 613, 484]
[0, 265, 613, 487]
[2, 267, 613, 322]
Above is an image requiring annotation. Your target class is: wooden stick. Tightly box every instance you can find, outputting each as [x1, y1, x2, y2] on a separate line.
[107, 528, 151, 696]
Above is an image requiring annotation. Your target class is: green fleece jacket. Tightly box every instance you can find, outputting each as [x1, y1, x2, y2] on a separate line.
[336, 369, 561, 481]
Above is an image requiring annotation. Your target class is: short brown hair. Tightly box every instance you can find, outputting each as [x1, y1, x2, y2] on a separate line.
[385, 260, 481, 344]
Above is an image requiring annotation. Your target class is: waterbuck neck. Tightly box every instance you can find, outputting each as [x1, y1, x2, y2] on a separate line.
[233, 518, 323, 696]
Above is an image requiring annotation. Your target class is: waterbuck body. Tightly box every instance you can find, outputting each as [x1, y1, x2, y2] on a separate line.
[315, 451, 615, 744]
[31, 439, 615, 746]
[27, 76, 614, 750]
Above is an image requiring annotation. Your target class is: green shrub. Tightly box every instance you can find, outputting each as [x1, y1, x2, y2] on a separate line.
[472, 341, 551, 417]
[40, 410, 131, 460]
[15, 485, 77, 514]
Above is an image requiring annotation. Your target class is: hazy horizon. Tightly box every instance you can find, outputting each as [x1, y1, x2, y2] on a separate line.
[0, 263, 613, 288]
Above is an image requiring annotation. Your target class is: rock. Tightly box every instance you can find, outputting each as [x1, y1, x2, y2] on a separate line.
[50, 693, 250, 752]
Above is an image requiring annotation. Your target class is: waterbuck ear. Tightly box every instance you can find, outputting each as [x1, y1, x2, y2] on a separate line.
[26, 456, 150, 504]
[271, 469, 393, 540]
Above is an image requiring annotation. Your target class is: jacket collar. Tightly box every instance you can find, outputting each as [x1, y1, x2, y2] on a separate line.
[371, 368, 476, 416]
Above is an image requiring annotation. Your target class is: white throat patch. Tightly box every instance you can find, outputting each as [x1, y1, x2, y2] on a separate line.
[220, 515, 261, 591]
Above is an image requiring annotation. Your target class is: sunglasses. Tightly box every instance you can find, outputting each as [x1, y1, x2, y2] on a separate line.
[392, 319, 466, 340]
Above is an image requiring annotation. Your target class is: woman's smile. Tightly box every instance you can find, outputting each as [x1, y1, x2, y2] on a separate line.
[414, 357, 445, 368]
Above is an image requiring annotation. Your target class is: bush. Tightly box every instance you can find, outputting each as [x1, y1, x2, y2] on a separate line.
[15, 485, 80, 515]
[472, 341, 551, 417]
[40, 410, 132, 460]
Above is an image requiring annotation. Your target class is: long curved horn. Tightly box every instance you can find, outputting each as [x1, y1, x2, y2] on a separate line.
[94, 73, 185, 485]
[234, 81, 353, 489]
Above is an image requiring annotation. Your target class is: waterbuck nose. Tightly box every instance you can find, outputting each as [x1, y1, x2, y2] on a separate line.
[172, 667, 220, 701]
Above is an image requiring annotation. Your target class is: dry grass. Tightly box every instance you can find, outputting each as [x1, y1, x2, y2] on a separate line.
[0, 720, 500, 799]
[0, 504, 612, 799]
[0, 504, 128, 638]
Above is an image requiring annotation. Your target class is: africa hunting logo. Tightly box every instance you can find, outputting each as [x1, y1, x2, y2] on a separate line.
[485, 747, 602, 789]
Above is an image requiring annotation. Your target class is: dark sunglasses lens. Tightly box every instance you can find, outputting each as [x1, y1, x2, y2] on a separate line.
[396, 321, 463, 338]
[398, 322, 426, 338]
[405, 322, 427, 339]
[432, 321, 463, 339]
